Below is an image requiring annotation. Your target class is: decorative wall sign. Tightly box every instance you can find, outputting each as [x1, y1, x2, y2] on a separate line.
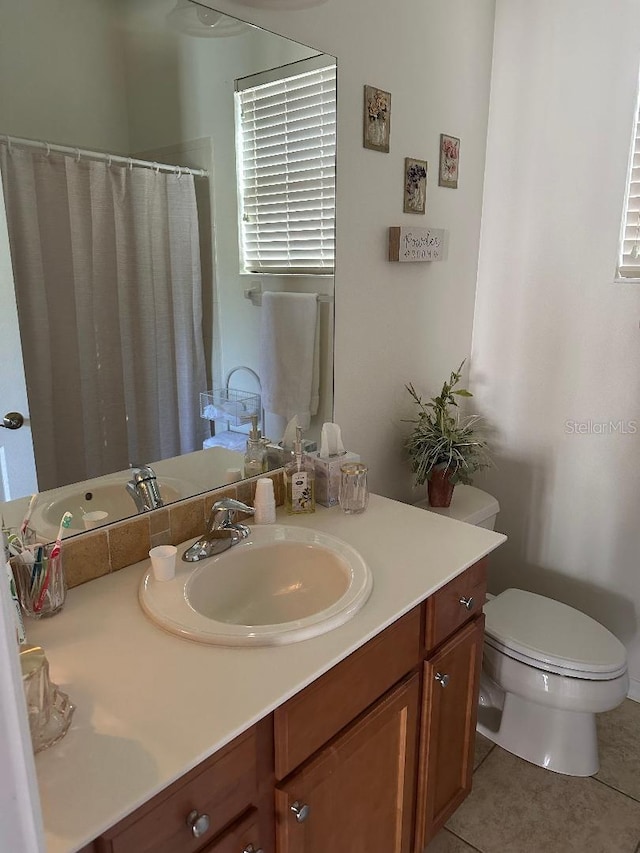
[403, 157, 427, 214]
[388, 226, 446, 262]
[438, 133, 460, 188]
[363, 85, 391, 152]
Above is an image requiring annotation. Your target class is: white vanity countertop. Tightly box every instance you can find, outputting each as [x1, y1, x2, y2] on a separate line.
[27, 494, 506, 853]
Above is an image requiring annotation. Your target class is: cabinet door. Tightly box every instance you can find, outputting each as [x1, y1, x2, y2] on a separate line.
[275, 673, 420, 853]
[415, 616, 484, 849]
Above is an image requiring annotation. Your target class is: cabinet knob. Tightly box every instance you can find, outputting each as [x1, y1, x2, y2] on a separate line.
[186, 809, 210, 838]
[243, 846, 264, 853]
[459, 595, 474, 610]
[290, 801, 310, 823]
[434, 671, 450, 687]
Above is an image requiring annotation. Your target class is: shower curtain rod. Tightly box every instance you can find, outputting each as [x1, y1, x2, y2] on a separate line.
[1, 134, 209, 178]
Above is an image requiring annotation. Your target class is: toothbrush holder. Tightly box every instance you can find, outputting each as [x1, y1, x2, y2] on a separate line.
[12, 543, 67, 618]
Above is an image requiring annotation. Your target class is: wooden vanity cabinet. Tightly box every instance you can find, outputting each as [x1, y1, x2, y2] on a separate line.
[92, 718, 274, 853]
[273, 608, 423, 853]
[275, 674, 420, 853]
[414, 616, 484, 849]
[88, 560, 487, 853]
[414, 559, 487, 849]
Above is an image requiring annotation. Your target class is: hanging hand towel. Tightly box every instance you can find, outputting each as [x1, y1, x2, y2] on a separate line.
[259, 292, 319, 430]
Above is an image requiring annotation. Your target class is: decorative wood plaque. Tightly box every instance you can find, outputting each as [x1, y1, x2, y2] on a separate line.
[388, 227, 446, 263]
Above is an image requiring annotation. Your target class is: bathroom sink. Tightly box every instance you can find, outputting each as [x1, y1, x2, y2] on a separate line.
[139, 525, 373, 646]
[30, 474, 190, 538]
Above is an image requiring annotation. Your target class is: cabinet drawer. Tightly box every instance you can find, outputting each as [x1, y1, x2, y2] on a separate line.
[202, 808, 262, 853]
[274, 606, 422, 779]
[97, 727, 259, 853]
[424, 558, 486, 652]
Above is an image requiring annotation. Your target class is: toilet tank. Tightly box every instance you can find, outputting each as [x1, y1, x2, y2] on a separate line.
[413, 485, 499, 529]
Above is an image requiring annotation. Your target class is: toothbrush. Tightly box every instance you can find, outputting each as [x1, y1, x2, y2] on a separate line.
[19, 494, 37, 537]
[49, 511, 73, 562]
[33, 511, 72, 613]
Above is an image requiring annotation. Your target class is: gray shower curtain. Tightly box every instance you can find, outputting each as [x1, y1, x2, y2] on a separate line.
[0, 143, 207, 490]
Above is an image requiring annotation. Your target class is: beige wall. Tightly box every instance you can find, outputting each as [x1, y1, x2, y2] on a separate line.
[199, 0, 497, 498]
[472, 0, 640, 694]
[0, 0, 129, 152]
[0, 0, 497, 497]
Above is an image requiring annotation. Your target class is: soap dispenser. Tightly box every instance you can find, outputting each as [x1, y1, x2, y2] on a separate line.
[244, 416, 268, 478]
[285, 426, 316, 514]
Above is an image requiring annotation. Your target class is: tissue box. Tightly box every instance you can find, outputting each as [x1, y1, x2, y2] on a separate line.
[307, 451, 360, 507]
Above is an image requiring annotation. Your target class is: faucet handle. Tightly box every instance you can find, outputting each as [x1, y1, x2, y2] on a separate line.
[208, 498, 255, 530]
[129, 463, 156, 483]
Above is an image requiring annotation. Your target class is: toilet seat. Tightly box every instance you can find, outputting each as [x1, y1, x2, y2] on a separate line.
[484, 589, 628, 681]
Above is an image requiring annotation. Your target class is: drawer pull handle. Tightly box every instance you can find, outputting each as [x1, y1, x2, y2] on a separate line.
[243, 846, 264, 853]
[186, 809, 210, 838]
[459, 595, 474, 610]
[435, 671, 450, 688]
[291, 801, 310, 823]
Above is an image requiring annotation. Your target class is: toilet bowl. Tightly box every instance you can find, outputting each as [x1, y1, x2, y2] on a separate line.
[414, 485, 629, 777]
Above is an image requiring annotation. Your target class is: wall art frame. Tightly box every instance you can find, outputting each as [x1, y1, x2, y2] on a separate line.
[438, 133, 460, 188]
[363, 85, 391, 153]
[403, 157, 427, 214]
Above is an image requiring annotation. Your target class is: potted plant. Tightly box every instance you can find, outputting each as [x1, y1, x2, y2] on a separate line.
[404, 361, 490, 507]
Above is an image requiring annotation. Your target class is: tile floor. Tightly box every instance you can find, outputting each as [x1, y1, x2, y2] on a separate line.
[427, 699, 640, 853]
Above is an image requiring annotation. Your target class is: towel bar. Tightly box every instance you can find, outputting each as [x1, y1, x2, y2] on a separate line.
[244, 286, 333, 307]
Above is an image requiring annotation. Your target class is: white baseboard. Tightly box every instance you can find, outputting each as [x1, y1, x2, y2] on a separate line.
[628, 678, 640, 703]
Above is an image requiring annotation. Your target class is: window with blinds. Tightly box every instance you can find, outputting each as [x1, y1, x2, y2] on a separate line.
[235, 56, 336, 275]
[618, 90, 640, 279]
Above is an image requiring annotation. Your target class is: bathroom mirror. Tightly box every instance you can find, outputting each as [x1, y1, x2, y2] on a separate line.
[0, 0, 335, 538]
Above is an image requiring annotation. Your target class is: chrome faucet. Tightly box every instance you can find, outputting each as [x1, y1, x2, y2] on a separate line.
[126, 465, 164, 513]
[182, 498, 255, 562]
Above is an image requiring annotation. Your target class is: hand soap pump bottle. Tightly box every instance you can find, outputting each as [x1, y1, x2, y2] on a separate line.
[244, 416, 268, 478]
[285, 426, 315, 514]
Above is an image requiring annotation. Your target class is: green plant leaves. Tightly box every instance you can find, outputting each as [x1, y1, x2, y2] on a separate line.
[403, 360, 490, 487]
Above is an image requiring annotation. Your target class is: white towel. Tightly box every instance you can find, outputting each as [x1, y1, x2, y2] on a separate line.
[259, 291, 320, 430]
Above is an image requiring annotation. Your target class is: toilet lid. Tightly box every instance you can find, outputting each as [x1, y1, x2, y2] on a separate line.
[484, 589, 627, 677]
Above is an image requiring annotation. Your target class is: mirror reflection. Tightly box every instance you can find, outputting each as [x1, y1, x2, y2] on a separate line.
[0, 0, 336, 539]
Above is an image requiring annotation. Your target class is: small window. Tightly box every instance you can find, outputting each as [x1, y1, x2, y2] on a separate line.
[235, 56, 336, 275]
[618, 87, 640, 279]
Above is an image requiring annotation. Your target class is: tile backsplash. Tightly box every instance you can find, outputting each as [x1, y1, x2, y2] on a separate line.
[61, 472, 284, 589]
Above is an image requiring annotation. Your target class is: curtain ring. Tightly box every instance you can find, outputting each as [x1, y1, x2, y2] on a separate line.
[75, 148, 81, 163]
[6, 136, 12, 153]
[153, 162, 160, 175]
[128, 158, 133, 171]
[107, 155, 112, 168]
[45, 143, 51, 157]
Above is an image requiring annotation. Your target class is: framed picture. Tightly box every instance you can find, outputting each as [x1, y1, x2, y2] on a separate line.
[438, 133, 460, 188]
[403, 157, 427, 214]
[363, 85, 391, 152]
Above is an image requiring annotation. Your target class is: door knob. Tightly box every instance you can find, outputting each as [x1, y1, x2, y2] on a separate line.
[434, 671, 450, 687]
[1, 412, 24, 430]
[243, 846, 264, 853]
[459, 595, 474, 610]
[290, 801, 310, 822]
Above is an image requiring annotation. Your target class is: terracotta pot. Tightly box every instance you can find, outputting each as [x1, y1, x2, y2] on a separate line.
[427, 467, 455, 508]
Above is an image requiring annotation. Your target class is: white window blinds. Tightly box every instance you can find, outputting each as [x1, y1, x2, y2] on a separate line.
[618, 91, 640, 279]
[235, 56, 336, 275]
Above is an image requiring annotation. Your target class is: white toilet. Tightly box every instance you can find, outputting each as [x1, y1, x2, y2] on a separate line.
[415, 485, 629, 777]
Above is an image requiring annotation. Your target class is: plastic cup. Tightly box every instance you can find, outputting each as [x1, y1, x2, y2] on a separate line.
[339, 463, 369, 515]
[12, 543, 67, 618]
[82, 510, 109, 530]
[149, 545, 177, 581]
